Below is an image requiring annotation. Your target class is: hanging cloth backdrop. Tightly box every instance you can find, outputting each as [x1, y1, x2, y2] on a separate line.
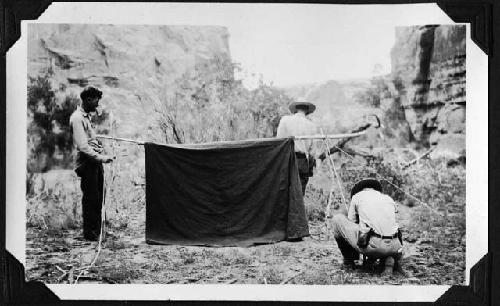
[145, 138, 309, 247]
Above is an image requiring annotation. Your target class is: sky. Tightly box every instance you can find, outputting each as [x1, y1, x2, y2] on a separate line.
[38, 3, 454, 88]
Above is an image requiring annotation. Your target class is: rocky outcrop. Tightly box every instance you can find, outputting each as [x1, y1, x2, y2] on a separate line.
[28, 24, 232, 139]
[28, 24, 231, 171]
[282, 25, 465, 157]
[390, 25, 466, 157]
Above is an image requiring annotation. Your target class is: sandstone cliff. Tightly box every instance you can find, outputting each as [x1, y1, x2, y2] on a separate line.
[28, 24, 232, 138]
[283, 25, 466, 158]
[390, 25, 466, 157]
[27, 24, 232, 171]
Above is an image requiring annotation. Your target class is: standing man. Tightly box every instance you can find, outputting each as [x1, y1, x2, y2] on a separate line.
[70, 86, 113, 241]
[277, 101, 318, 195]
[331, 178, 404, 275]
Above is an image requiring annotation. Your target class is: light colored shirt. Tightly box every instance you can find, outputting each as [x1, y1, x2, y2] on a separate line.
[69, 106, 106, 167]
[276, 112, 319, 156]
[348, 188, 399, 236]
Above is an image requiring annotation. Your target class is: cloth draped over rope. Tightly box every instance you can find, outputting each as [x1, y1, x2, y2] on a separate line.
[144, 137, 309, 247]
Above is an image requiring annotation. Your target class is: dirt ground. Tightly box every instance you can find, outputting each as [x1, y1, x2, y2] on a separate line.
[25, 156, 465, 285]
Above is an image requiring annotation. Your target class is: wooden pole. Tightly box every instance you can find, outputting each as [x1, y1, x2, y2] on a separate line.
[96, 131, 367, 146]
[96, 135, 145, 145]
[294, 130, 367, 140]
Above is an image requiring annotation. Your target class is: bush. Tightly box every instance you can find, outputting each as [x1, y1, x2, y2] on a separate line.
[304, 184, 329, 221]
[28, 73, 79, 172]
[156, 56, 293, 144]
[27, 72, 112, 172]
[338, 155, 406, 202]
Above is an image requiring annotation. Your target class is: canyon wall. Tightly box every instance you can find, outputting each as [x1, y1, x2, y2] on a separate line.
[390, 25, 466, 157]
[27, 24, 232, 170]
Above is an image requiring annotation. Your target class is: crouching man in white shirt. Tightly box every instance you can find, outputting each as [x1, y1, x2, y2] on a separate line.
[331, 178, 404, 275]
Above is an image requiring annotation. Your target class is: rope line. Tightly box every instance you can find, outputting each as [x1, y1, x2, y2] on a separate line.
[320, 138, 348, 211]
[333, 145, 442, 216]
[75, 169, 107, 282]
[75, 114, 117, 283]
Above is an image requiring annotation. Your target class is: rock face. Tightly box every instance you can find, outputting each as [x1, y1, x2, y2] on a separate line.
[390, 25, 466, 157]
[282, 25, 466, 156]
[28, 24, 232, 139]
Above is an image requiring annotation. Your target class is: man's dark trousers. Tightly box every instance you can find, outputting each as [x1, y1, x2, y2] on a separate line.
[76, 162, 104, 240]
[296, 153, 312, 195]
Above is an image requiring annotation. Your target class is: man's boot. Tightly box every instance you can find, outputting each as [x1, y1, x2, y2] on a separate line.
[393, 256, 405, 275]
[335, 237, 359, 269]
[382, 256, 395, 276]
[362, 255, 377, 270]
[343, 258, 356, 269]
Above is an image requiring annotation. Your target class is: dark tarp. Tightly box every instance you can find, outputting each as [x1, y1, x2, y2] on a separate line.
[145, 137, 309, 247]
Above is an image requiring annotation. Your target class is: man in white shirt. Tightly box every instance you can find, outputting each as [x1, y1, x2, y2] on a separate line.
[276, 101, 318, 195]
[331, 178, 403, 275]
[70, 86, 113, 240]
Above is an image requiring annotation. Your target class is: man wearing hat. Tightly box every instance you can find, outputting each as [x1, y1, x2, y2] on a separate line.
[331, 178, 403, 275]
[277, 101, 319, 195]
[70, 86, 113, 241]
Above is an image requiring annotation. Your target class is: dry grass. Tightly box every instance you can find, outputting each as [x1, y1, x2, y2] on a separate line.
[25, 146, 466, 285]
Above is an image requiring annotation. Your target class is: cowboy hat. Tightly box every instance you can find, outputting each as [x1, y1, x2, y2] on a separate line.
[351, 178, 383, 198]
[289, 101, 316, 115]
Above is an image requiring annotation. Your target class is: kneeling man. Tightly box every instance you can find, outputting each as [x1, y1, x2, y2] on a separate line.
[332, 178, 403, 275]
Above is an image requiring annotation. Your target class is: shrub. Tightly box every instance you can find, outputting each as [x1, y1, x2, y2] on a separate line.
[338, 155, 406, 202]
[28, 72, 79, 172]
[156, 56, 293, 144]
[304, 184, 329, 221]
[27, 72, 111, 172]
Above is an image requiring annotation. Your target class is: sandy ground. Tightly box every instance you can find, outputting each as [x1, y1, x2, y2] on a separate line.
[25, 201, 463, 285]
[25, 158, 466, 285]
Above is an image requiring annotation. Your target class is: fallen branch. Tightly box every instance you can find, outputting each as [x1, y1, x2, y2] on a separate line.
[336, 146, 377, 159]
[318, 115, 381, 160]
[401, 147, 434, 170]
[55, 265, 69, 282]
[319, 145, 377, 161]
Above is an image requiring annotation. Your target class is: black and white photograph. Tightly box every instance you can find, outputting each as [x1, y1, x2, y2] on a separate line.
[5, 1, 488, 302]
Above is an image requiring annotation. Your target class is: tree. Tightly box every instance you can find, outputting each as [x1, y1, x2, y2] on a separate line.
[28, 73, 74, 171]
[157, 56, 293, 144]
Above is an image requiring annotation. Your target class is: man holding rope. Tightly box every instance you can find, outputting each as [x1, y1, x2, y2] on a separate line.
[70, 86, 114, 241]
[276, 101, 319, 195]
[331, 178, 404, 275]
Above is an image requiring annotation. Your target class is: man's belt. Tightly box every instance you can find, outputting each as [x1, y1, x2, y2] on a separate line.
[370, 231, 399, 240]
